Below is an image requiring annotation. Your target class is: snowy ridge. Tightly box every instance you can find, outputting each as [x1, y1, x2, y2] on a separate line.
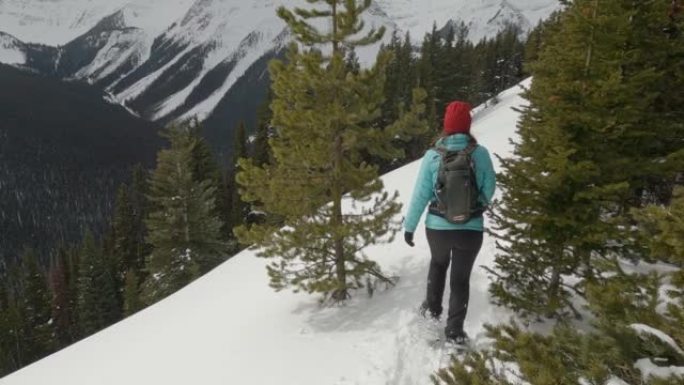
[0, 32, 26, 66]
[0, 0, 129, 46]
[1, 80, 529, 385]
[375, 0, 559, 42]
[0, 0, 192, 46]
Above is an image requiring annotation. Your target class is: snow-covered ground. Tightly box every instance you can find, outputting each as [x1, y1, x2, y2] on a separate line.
[0, 80, 529, 385]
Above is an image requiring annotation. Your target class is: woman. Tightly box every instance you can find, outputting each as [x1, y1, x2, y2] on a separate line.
[403, 101, 496, 345]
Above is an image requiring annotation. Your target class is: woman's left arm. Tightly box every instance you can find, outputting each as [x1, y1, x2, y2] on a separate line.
[475, 147, 497, 205]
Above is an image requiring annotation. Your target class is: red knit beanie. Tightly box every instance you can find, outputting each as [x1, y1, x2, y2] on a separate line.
[443, 101, 472, 135]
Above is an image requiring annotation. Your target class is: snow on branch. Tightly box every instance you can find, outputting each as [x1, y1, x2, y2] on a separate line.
[630, 323, 684, 357]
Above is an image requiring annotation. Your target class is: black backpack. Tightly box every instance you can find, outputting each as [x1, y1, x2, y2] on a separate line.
[428, 138, 485, 224]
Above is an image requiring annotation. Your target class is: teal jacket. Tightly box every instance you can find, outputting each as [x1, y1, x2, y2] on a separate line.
[404, 134, 496, 233]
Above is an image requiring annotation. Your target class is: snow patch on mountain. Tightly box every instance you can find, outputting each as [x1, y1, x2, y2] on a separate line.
[151, 0, 292, 120]
[72, 28, 150, 83]
[0, 32, 25, 65]
[113, 43, 194, 103]
[172, 26, 289, 121]
[117, 0, 196, 37]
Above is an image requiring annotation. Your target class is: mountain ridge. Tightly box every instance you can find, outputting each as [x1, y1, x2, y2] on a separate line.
[0, 1, 558, 127]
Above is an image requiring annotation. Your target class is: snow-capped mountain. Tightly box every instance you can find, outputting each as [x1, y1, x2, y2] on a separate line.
[0, 32, 25, 65]
[375, 0, 557, 43]
[0, 79, 529, 385]
[0, 0, 132, 46]
[0, 1, 558, 127]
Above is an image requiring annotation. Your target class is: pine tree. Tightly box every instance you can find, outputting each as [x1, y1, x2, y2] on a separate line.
[109, 167, 151, 308]
[0, 284, 24, 376]
[230, 121, 249, 233]
[142, 124, 226, 303]
[445, 3, 683, 376]
[344, 47, 361, 74]
[638, 194, 684, 251]
[252, 92, 274, 167]
[376, 31, 429, 167]
[77, 231, 120, 336]
[398, 32, 433, 162]
[187, 120, 231, 247]
[245, 94, 277, 228]
[435, 264, 684, 385]
[113, 184, 136, 280]
[524, 12, 563, 73]
[491, 24, 525, 95]
[417, 24, 441, 129]
[18, 248, 55, 363]
[637, 186, 684, 363]
[123, 269, 143, 316]
[65, 245, 81, 336]
[102, 226, 124, 319]
[488, 0, 684, 319]
[434, 24, 459, 112]
[380, 31, 403, 126]
[450, 22, 475, 102]
[0, 271, 16, 375]
[236, 0, 427, 302]
[49, 246, 76, 347]
[129, 164, 152, 276]
[398, 32, 417, 101]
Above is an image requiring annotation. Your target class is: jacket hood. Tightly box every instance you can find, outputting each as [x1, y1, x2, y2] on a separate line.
[435, 134, 472, 151]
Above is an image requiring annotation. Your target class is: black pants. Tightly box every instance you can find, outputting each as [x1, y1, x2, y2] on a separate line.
[424, 229, 483, 337]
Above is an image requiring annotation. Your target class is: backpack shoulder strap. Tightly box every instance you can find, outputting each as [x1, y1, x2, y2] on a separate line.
[434, 146, 448, 156]
[460, 138, 478, 155]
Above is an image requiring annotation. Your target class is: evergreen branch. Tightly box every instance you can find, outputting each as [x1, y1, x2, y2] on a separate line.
[294, 8, 332, 19]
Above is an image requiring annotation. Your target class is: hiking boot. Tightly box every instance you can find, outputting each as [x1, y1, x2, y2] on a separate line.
[445, 330, 469, 346]
[419, 301, 440, 320]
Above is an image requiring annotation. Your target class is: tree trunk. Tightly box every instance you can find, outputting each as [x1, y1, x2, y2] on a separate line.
[331, 134, 348, 302]
[547, 262, 562, 319]
[332, 0, 339, 55]
[329, 0, 348, 302]
[584, 0, 599, 76]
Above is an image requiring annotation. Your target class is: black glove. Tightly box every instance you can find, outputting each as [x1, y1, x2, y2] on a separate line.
[404, 231, 415, 247]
